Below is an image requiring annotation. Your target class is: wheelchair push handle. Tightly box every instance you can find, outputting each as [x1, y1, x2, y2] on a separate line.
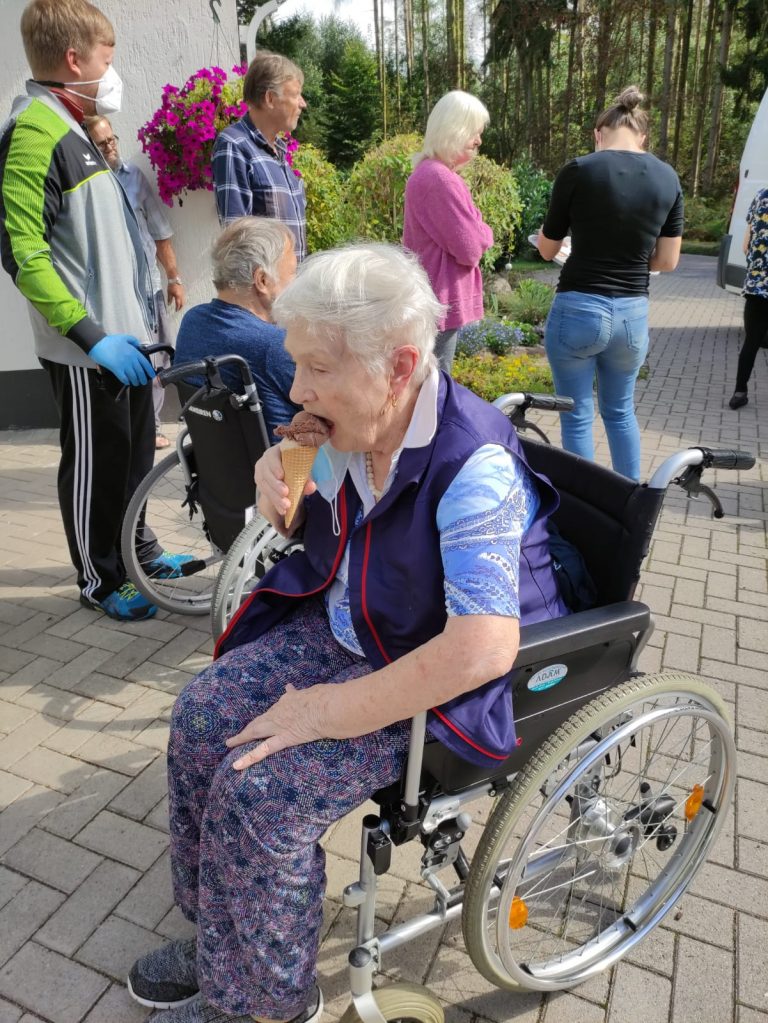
[648, 445, 755, 520]
[112, 343, 176, 401]
[700, 448, 755, 471]
[158, 353, 255, 392]
[493, 392, 575, 415]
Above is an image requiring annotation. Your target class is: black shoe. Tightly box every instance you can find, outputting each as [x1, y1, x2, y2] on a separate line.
[128, 939, 199, 1009]
[729, 391, 748, 410]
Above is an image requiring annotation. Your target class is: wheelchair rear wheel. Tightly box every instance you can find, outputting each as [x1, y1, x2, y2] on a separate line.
[338, 983, 444, 1023]
[122, 447, 224, 615]
[462, 672, 734, 992]
[210, 514, 302, 641]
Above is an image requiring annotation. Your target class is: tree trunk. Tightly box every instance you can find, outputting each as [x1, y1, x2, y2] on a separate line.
[562, 0, 579, 162]
[420, 0, 430, 119]
[657, 0, 677, 160]
[690, 0, 718, 195]
[403, 0, 414, 85]
[672, 0, 693, 163]
[594, 0, 614, 114]
[645, 0, 659, 106]
[394, 0, 402, 123]
[702, 0, 734, 192]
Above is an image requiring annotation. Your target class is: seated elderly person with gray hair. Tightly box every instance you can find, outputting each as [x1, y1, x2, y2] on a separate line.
[174, 216, 300, 438]
[127, 243, 570, 1023]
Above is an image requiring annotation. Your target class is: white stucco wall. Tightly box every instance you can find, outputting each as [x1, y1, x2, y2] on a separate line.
[0, 0, 239, 373]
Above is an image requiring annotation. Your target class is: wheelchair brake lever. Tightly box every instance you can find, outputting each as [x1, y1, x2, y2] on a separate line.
[674, 467, 725, 519]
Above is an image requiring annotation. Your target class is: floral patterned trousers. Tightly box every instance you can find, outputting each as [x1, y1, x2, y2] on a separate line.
[167, 597, 410, 1017]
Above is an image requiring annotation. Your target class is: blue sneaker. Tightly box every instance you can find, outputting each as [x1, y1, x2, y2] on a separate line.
[82, 582, 157, 621]
[143, 551, 198, 580]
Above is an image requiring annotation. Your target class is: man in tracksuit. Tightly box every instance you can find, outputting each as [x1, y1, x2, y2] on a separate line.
[0, 0, 186, 620]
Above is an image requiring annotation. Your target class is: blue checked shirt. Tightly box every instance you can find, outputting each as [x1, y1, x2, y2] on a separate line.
[212, 114, 307, 262]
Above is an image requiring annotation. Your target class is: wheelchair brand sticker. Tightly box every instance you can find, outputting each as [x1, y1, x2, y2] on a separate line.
[528, 664, 568, 692]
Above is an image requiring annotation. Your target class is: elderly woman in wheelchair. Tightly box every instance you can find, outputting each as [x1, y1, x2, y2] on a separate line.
[129, 243, 740, 1023]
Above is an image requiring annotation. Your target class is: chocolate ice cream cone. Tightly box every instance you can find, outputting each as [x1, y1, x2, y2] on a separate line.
[280, 441, 318, 527]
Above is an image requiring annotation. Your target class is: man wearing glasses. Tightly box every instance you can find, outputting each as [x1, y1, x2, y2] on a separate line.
[86, 114, 185, 449]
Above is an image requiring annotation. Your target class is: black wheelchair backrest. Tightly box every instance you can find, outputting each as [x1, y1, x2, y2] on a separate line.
[521, 439, 666, 606]
[176, 379, 268, 554]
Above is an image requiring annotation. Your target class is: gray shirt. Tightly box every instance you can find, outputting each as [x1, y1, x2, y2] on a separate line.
[116, 161, 173, 294]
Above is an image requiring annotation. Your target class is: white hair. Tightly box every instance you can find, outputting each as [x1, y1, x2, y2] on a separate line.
[211, 217, 293, 291]
[272, 243, 444, 382]
[414, 90, 490, 167]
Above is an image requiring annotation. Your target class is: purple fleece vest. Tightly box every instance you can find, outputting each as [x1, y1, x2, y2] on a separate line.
[216, 373, 566, 767]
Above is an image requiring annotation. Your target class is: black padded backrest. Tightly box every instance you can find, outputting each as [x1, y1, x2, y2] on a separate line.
[522, 439, 666, 605]
[176, 381, 268, 553]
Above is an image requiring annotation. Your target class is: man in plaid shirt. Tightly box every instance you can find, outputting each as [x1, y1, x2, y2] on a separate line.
[213, 51, 307, 261]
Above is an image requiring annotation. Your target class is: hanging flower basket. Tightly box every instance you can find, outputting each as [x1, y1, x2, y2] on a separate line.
[139, 64, 302, 207]
[138, 64, 246, 207]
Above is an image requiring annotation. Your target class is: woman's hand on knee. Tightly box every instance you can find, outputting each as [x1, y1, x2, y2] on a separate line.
[225, 683, 328, 769]
[254, 445, 315, 537]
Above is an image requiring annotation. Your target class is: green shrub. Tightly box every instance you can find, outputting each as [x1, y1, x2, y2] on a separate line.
[290, 143, 351, 252]
[345, 133, 420, 241]
[453, 352, 554, 401]
[344, 135, 522, 269]
[463, 156, 523, 270]
[684, 195, 731, 242]
[509, 158, 553, 256]
[499, 279, 555, 325]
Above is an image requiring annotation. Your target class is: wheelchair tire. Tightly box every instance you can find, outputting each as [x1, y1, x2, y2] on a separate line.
[122, 446, 224, 616]
[462, 672, 734, 993]
[210, 514, 303, 641]
[338, 983, 444, 1023]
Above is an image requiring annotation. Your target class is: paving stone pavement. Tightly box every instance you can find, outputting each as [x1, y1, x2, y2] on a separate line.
[0, 254, 766, 1023]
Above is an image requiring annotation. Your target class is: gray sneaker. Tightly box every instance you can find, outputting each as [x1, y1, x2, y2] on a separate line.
[146, 986, 323, 1023]
[128, 938, 199, 1009]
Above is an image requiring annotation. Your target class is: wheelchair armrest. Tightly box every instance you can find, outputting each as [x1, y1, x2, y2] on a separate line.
[514, 601, 651, 666]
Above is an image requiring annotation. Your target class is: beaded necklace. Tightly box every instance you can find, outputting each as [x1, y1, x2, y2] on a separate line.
[365, 451, 383, 501]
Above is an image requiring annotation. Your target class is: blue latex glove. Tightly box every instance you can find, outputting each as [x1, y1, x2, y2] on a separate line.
[90, 334, 155, 387]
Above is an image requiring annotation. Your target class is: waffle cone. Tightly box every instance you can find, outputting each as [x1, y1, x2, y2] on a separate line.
[281, 442, 318, 526]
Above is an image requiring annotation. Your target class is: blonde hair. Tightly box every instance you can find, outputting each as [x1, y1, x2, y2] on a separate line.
[414, 90, 489, 168]
[21, 0, 115, 78]
[242, 50, 303, 109]
[595, 85, 648, 137]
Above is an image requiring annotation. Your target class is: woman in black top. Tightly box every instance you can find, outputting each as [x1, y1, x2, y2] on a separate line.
[537, 86, 684, 480]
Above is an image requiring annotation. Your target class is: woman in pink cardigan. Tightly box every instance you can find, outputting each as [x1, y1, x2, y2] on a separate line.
[403, 90, 494, 372]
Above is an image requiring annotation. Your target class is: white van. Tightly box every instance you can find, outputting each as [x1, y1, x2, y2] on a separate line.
[717, 87, 768, 293]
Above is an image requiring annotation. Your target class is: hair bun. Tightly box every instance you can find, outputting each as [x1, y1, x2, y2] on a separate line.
[615, 86, 644, 111]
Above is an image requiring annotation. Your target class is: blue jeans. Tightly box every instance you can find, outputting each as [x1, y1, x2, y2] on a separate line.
[544, 291, 649, 480]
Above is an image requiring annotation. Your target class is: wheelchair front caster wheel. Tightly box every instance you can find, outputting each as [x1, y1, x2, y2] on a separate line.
[339, 983, 444, 1023]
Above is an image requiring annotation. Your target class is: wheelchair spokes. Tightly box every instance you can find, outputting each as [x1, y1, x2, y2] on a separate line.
[463, 673, 734, 991]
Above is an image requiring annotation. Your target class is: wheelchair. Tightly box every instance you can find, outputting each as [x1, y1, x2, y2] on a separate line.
[121, 355, 275, 615]
[315, 426, 750, 1022]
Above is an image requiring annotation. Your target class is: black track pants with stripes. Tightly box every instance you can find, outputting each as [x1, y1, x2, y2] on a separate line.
[41, 359, 161, 603]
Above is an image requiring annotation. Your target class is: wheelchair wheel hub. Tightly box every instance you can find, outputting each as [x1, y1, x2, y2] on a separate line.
[576, 796, 641, 872]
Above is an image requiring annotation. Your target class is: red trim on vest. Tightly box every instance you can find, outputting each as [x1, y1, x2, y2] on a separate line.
[430, 707, 508, 761]
[361, 523, 392, 664]
[359, 520, 505, 763]
[213, 485, 349, 659]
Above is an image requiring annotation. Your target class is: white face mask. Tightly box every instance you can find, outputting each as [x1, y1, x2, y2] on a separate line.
[64, 65, 123, 115]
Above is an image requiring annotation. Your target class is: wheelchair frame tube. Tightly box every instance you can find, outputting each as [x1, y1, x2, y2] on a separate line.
[403, 713, 427, 809]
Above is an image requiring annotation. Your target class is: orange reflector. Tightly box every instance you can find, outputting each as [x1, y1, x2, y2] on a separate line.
[685, 784, 705, 822]
[509, 896, 528, 930]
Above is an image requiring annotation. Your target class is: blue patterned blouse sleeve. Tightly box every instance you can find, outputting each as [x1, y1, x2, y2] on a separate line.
[436, 444, 538, 619]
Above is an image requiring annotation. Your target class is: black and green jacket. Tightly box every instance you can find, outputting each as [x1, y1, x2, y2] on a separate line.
[0, 82, 154, 366]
